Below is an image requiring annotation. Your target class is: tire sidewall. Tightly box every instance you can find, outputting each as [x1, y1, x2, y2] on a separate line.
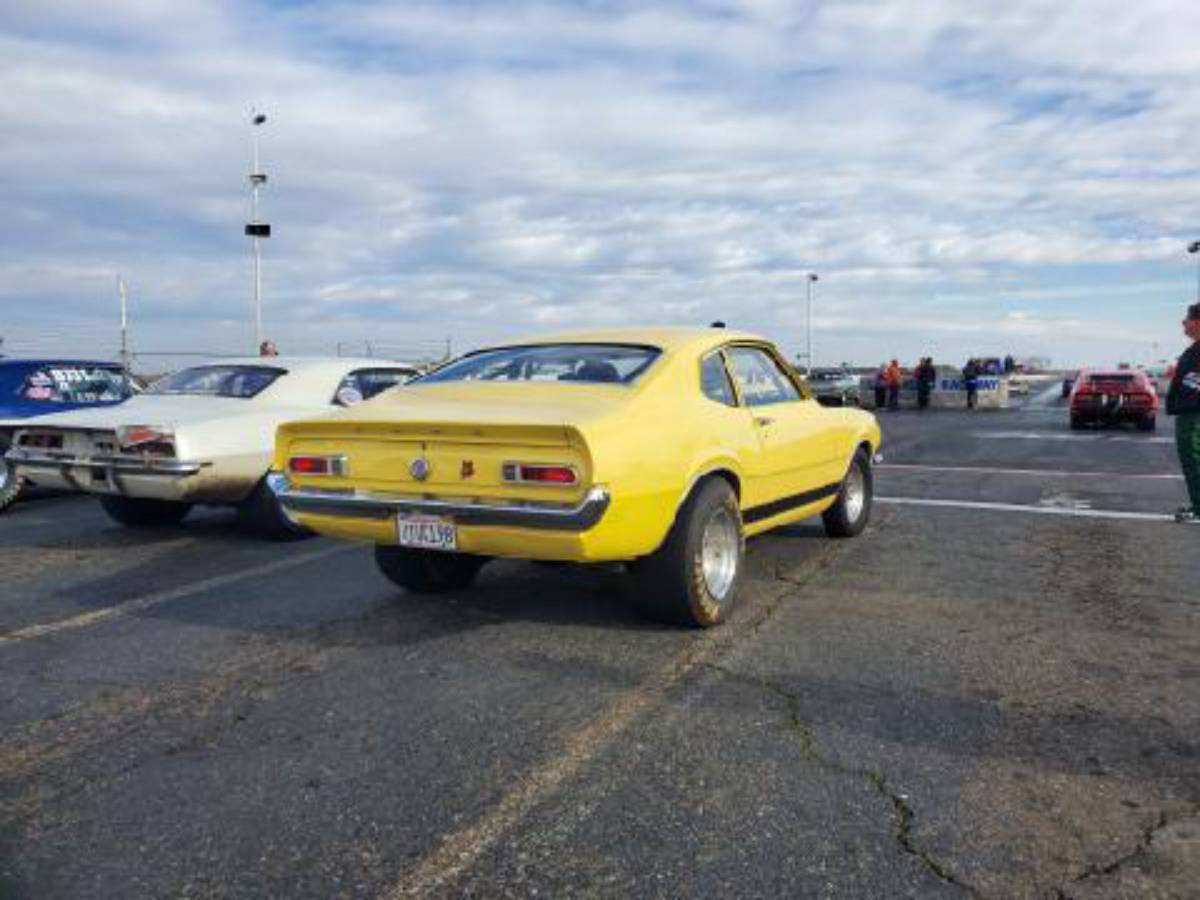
[682, 480, 744, 626]
[826, 450, 873, 537]
[0, 458, 22, 512]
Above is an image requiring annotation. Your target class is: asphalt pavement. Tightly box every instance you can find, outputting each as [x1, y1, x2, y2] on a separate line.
[1, 391, 1197, 899]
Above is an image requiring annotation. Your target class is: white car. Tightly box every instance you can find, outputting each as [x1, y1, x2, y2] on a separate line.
[6, 357, 418, 537]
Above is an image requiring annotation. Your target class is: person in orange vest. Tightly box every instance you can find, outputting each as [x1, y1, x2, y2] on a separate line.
[886, 359, 902, 410]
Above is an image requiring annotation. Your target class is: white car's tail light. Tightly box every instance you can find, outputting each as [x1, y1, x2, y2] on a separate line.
[288, 455, 348, 476]
[501, 463, 579, 485]
[116, 425, 175, 456]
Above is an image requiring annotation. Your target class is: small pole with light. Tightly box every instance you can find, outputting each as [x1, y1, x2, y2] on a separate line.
[805, 272, 819, 373]
[1188, 241, 1200, 304]
[246, 110, 271, 351]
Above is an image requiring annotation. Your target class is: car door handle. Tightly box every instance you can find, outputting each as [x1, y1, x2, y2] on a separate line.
[754, 416, 775, 427]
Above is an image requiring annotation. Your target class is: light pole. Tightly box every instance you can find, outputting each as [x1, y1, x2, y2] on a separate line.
[805, 272, 819, 372]
[117, 274, 131, 373]
[246, 110, 271, 351]
[1188, 241, 1200, 304]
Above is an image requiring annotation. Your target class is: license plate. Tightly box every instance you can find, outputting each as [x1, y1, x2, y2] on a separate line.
[396, 514, 457, 551]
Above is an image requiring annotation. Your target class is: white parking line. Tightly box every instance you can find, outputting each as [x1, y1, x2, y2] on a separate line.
[877, 496, 1175, 522]
[879, 463, 1183, 480]
[0, 544, 355, 645]
[975, 431, 1173, 444]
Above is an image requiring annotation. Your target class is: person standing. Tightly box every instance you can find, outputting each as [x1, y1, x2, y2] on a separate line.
[1167, 303, 1200, 523]
[963, 358, 980, 409]
[874, 363, 888, 409]
[916, 357, 935, 409]
[886, 359, 902, 411]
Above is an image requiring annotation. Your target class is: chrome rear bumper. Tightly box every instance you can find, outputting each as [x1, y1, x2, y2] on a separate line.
[267, 472, 610, 532]
[5, 447, 205, 479]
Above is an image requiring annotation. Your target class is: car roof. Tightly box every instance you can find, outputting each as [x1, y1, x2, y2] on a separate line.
[1081, 368, 1143, 377]
[474, 327, 771, 356]
[0, 358, 123, 369]
[202, 355, 416, 368]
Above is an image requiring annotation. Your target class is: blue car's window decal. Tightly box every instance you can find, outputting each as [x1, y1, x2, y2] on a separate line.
[16, 366, 132, 404]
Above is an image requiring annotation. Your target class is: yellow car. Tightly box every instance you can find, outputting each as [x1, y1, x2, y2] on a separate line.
[270, 328, 881, 627]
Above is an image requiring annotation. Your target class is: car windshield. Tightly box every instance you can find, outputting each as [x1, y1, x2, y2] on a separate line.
[419, 344, 660, 385]
[147, 365, 284, 398]
[14, 365, 133, 403]
[809, 369, 848, 382]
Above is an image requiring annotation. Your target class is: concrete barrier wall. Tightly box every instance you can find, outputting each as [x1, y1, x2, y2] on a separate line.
[859, 366, 1010, 410]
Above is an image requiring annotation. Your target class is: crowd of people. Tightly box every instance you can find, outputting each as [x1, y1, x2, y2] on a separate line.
[871, 356, 995, 410]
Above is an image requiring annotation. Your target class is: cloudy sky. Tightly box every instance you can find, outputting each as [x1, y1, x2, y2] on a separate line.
[2, 0, 1197, 368]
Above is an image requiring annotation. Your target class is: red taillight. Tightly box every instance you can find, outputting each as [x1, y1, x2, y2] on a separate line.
[288, 455, 346, 476]
[19, 433, 63, 449]
[502, 463, 578, 485]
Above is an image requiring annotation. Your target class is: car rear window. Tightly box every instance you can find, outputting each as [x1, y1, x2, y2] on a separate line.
[147, 365, 285, 398]
[1085, 374, 1137, 385]
[15, 365, 133, 403]
[419, 344, 660, 385]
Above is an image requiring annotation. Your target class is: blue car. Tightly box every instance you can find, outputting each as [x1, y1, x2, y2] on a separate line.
[0, 359, 136, 511]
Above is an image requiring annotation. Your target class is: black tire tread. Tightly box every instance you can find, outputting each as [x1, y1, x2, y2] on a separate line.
[239, 478, 312, 541]
[98, 494, 192, 527]
[375, 546, 487, 594]
[0, 459, 23, 513]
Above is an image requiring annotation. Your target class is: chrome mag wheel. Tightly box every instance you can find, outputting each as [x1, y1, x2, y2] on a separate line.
[843, 462, 866, 524]
[700, 507, 740, 601]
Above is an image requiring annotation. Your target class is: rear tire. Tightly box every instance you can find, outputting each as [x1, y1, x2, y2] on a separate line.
[822, 449, 873, 538]
[0, 458, 23, 513]
[98, 494, 191, 527]
[1138, 415, 1157, 432]
[1070, 415, 1085, 430]
[374, 546, 487, 594]
[239, 477, 312, 541]
[628, 478, 744, 628]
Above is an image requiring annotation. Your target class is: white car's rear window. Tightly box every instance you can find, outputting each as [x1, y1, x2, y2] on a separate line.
[148, 365, 285, 398]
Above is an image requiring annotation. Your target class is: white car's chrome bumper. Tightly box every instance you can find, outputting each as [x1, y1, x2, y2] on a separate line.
[267, 472, 611, 532]
[6, 447, 205, 478]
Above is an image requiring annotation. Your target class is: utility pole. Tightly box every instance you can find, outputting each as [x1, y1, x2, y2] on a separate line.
[117, 274, 131, 373]
[805, 272, 819, 372]
[245, 110, 271, 351]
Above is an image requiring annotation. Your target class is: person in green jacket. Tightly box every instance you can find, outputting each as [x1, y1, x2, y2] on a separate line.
[1167, 302, 1200, 523]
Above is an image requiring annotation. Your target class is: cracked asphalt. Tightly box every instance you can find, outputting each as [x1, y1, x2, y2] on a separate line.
[1, 391, 1197, 899]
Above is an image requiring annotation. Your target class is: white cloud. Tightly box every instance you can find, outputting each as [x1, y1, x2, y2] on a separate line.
[0, 0, 1197, 369]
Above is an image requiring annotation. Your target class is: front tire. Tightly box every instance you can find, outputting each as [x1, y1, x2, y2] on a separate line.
[0, 458, 23, 513]
[98, 494, 191, 527]
[629, 478, 744, 628]
[374, 546, 488, 594]
[1070, 415, 1085, 430]
[239, 477, 312, 541]
[822, 449, 873, 538]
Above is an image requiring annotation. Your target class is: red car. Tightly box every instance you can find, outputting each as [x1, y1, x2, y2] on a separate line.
[1069, 369, 1158, 431]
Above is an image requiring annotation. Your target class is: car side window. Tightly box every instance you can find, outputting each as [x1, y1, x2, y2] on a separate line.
[727, 347, 801, 407]
[700, 352, 738, 407]
[335, 368, 416, 406]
